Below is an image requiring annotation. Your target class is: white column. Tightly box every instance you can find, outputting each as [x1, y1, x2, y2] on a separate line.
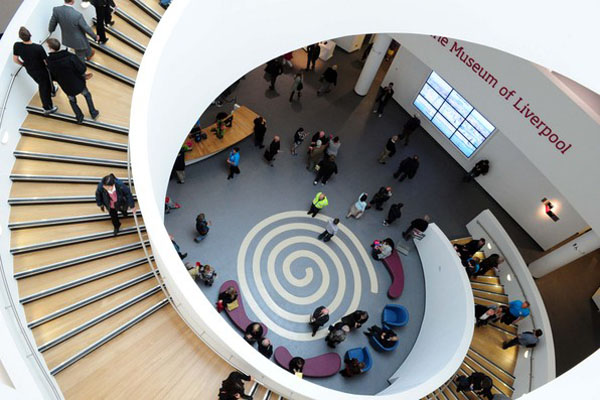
[529, 230, 600, 278]
[354, 33, 392, 96]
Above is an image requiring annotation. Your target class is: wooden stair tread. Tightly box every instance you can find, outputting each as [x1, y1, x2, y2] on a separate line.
[471, 275, 500, 284]
[29, 72, 133, 127]
[42, 291, 164, 371]
[23, 263, 152, 323]
[472, 290, 508, 303]
[13, 233, 146, 273]
[54, 305, 234, 399]
[115, 0, 159, 30]
[17, 248, 149, 297]
[89, 48, 138, 81]
[21, 114, 128, 144]
[16, 136, 126, 161]
[103, 31, 143, 63]
[31, 277, 157, 346]
[470, 281, 505, 294]
[137, 0, 165, 17]
[10, 182, 99, 199]
[459, 362, 513, 397]
[467, 349, 515, 386]
[9, 202, 135, 224]
[471, 326, 518, 374]
[11, 158, 127, 177]
[110, 14, 151, 46]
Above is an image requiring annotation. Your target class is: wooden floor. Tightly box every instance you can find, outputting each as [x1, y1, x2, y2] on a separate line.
[185, 106, 259, 162]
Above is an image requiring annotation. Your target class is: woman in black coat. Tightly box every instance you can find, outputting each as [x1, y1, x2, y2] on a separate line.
[314, 155, 338, 185]
[263, 136, 280, 166]
[95, 174, 135, 235]
[393, 155, 420, 182]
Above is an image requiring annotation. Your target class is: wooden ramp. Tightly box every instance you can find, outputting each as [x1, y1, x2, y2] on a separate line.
[185, 105, 259, 163]
[8, 1, 277, 399]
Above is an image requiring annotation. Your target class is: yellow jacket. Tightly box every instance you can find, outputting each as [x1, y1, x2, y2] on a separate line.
[312, 192, 329, 209]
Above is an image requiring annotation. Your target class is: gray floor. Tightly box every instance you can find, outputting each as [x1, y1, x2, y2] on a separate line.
[165, 45, 545, 394]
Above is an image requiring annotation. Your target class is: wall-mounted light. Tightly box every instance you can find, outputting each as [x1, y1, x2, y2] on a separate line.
[1, 131, 9, 144]
[541, 197, 559, 222]
[487, 243, 492, 250]
[524, 350, 530, 359]
[506, 274, 512, 282]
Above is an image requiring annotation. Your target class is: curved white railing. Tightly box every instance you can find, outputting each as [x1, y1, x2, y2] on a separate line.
[128, 0, 600, 399]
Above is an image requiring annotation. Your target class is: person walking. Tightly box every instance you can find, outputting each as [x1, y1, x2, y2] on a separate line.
[478, 254, 505, 276]
[306, 43, 320, 71]
[325, 322, 349, 348]
[263, 136, 281, 166]
[173, 147, 186, 183]
[309, 306, 329, 336]
[95, 173, 135, 235]
[317, 65, 338, 95]
[194, 213, 211, 242]
[464, 159, 490, 182]
[393, 155, 420, 182]
[219, 371, 253, 400]
[501, 300, 531, 325]
[46, 38, 99, 124]
[373, 82, 394, 117]
[367, 186, 392, 211]
[383, 203, 403, 226]
[326, 136, 341, 158]
[399, 115, 421, 146]
[454, 238, 486, 264]
[307, 192, 328, 218]
[13, 27, 57, 115]
[289, 72, 303, 102]
[306, 140, 325, 171]
[264, 57, 283, 90]
[502, 329, 543, 350]
[378, 135, 398, 164]
[226, 147, 240, 180]
[318, 218, 339, 242]
[346, 192, 368, 219]
[290, 127, 306, 155]
[48, 0, 99, 61]
[314, 155, 338, 185]
[90, 0, 115, 45]
[402, 215, 430, 240]
[253, 116, 267, 148]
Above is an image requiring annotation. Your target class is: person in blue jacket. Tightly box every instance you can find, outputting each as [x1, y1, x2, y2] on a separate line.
[95, 173, 135, 235]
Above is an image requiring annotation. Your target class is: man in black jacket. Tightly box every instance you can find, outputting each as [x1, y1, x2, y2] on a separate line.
[367, 186, 392, 211]
[95, 173, 135, 235]
[91, 0, 115, 45]
[317, 65, 338, 95]
[253, 116, 267, 148]
[393, 155, 420, 182]
[314, 155, 338, 185]
[309, 306, 329, 336]
[306, 43, 321, 71]
[403, 215, 430, 240]
[383, 203, 403, 226]
[373, 82, 394, 117]
[264, 57, 283, 90]
[263, 136, 280, 166]
[378, 135, 398, 164]
[400, 115, 421, 146]
[46, 38, 99, 123]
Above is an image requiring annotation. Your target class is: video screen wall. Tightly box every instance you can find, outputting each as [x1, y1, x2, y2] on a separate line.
[414, 71, 495, 157]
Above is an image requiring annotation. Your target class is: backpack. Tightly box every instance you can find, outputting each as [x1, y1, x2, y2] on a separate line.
[159, 0, 171, 8]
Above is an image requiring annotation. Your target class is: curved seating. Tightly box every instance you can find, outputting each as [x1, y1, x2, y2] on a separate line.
[274, 346, 341, 378]
[368, 334, 400, 352]
[219, 280, 268, 336]
[382, 250, 405, 298]
[345, 347, 373, 373]
[382, 304, 409, 328]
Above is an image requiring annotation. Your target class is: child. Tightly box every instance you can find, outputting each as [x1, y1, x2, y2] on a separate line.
[290, 127, 307, 155]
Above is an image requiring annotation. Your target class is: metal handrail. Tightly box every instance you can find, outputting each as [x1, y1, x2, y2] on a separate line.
[0, 35, 62, 399]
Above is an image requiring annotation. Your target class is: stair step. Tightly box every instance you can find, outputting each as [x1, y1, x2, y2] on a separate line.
[442, 385, 459, 400]
[27, 269, 156, 330]
[109, 12, 150, 46]
[19, 127, 127, 151]
[38, 285, 161, 353]
[470, 281, 505, 294]
[471, 275, 500, 285]
[471, 325, 518, 375]
[459, 361, 513, 398]
[26, 106, 129, 134]
[86, 59, 135, 87]
[471, 288, 508, 303]
[90, 41, 141, 69]
[14, 150, 127, 168]
[115, 0, 158, 30]
[10, 219, 144, 254]
[50, 298, 168, 375]
[9, 205, 141, 230]
[468, 348, 515, 384]
[11, 158, 128, 181]
[13, 234, 147, 275]
[473, 296, 508, 308]
[129, 0, 162, 21]
[114, 8, 154, 37]
[105, 24, 146, 53]
[20, 256, 151, 304]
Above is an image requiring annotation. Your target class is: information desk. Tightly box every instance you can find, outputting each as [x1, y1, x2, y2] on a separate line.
[184, 105, 259, 164]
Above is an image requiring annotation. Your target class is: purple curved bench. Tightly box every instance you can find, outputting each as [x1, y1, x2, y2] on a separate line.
[274, 346, 341, 378]
[219, 280, 268, 336]
[382, 251, 404, 299]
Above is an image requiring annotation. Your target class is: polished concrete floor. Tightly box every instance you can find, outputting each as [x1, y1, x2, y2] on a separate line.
[165, 41, 598, 392]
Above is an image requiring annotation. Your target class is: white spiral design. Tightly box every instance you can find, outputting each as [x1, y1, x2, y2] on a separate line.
[237, 211, 378, 341]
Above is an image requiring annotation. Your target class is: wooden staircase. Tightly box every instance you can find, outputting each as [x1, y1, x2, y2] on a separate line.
[7, 1, 276, 398]
[421, 238, 519, 400]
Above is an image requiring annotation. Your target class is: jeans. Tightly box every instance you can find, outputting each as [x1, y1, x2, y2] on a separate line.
[195, 234, 206, 242]
[28, 69, 54, 111]
[68, 87, 98, 121]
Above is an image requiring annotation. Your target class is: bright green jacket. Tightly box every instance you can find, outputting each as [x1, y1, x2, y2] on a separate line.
[312, 192, 329, 209]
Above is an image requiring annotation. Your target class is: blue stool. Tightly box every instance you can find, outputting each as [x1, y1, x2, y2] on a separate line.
[382, 304, 409, 329]
[345, 347, 372, 373]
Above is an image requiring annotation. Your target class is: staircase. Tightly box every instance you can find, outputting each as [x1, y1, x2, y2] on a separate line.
[7, 1, 276, 398]
[421, 238, 518, 400]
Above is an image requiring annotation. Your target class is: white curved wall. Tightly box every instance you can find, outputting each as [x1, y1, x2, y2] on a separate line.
[129, 0, 600, 399]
